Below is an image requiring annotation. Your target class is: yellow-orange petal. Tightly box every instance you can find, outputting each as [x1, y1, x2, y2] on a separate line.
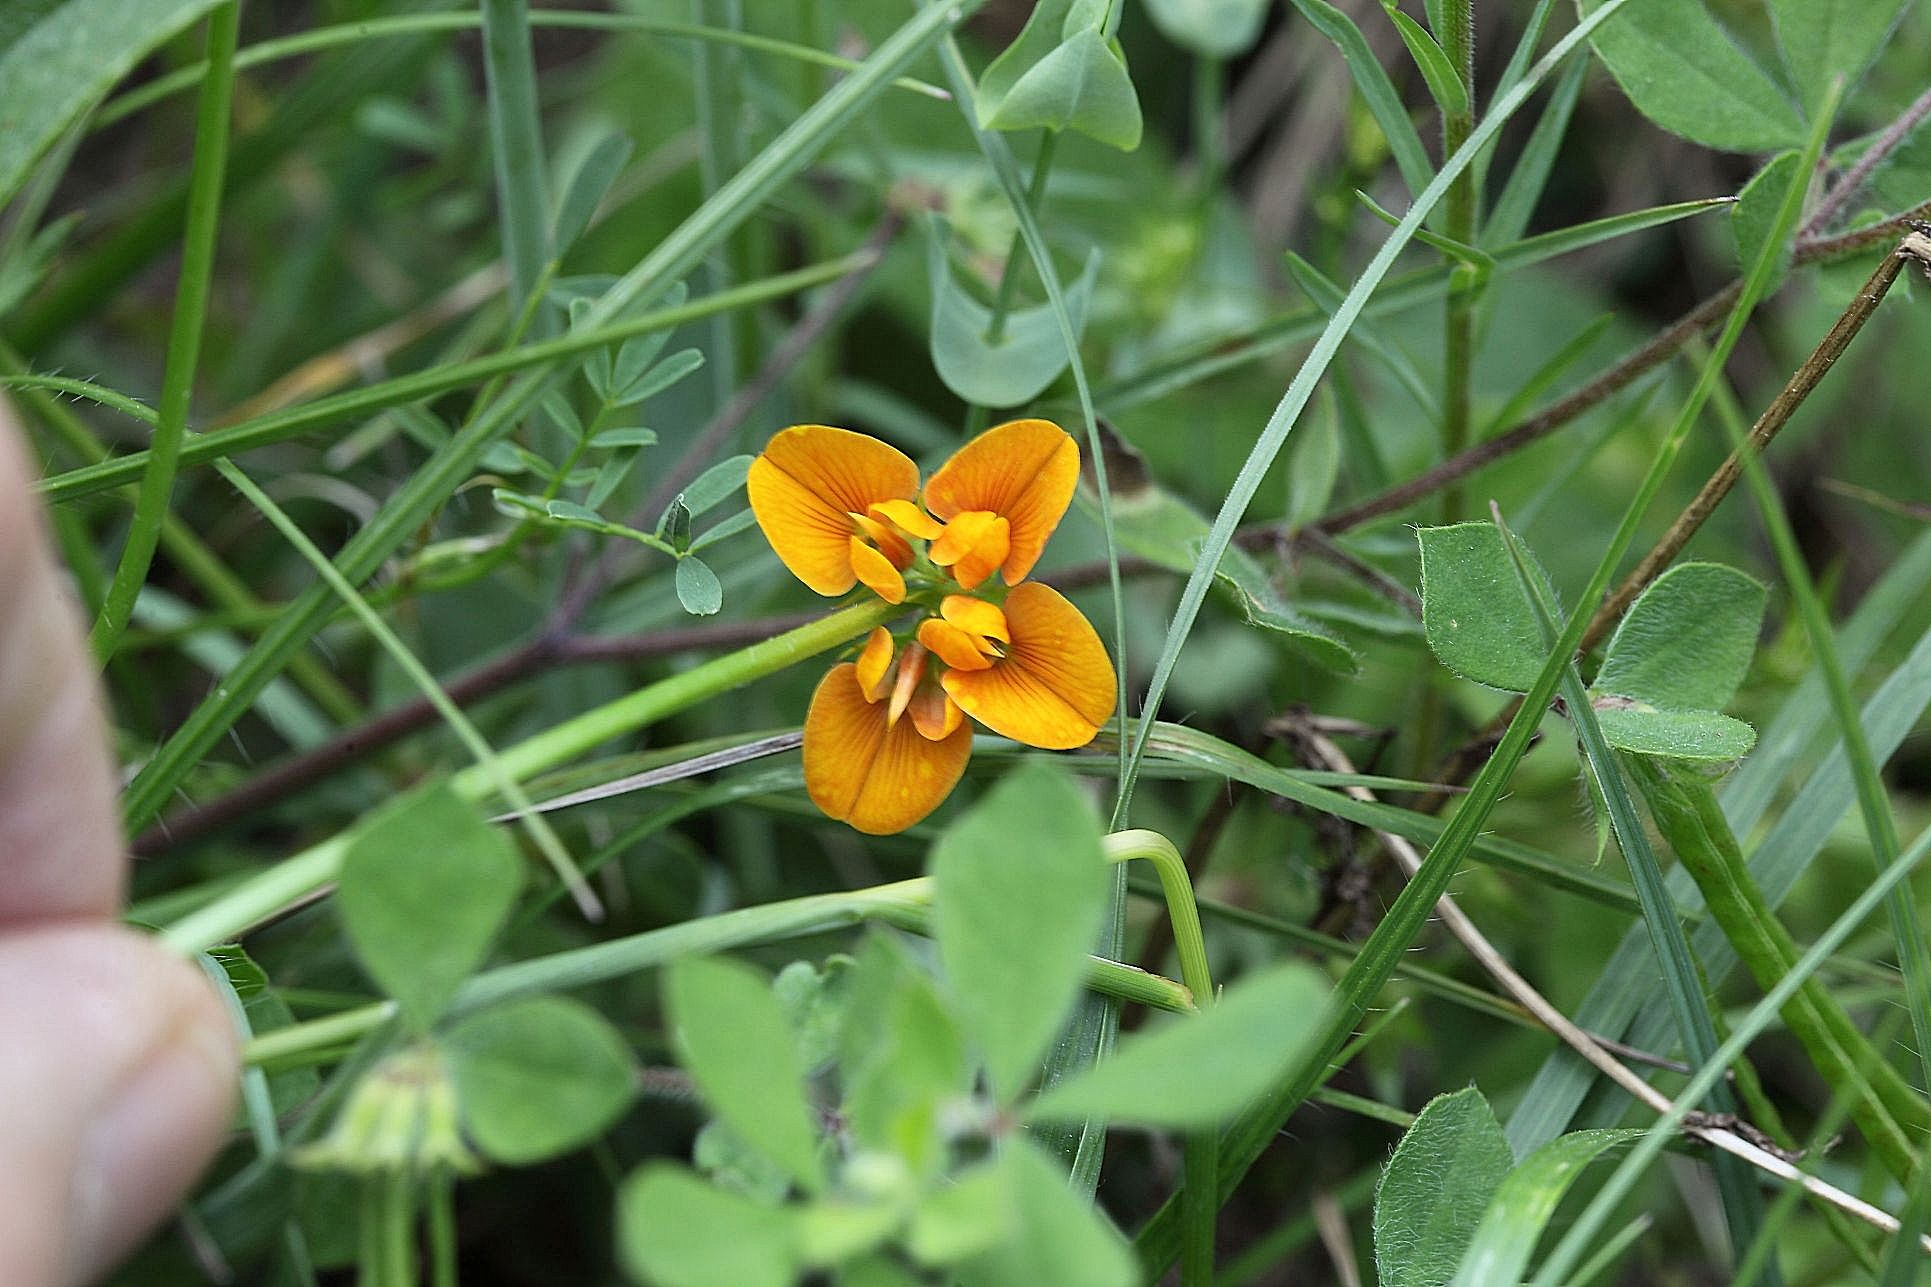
[870, 499, 944, 541]
[941, 594, 1010, 643]
[855, 627, 895, 702]
[909, 685, 964, 742]
[849, 537, 907, 604]
[747, 425, 919, 595]
[942, 582, 1116, 750]
[921, 419, 1079, 585]
[918, 618, 995, 672]
[805, 664, 973, 834]
[928, 511, 1011, 592]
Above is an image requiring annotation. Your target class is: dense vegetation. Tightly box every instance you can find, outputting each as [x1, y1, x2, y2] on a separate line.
[7, 0, 1931, 1282]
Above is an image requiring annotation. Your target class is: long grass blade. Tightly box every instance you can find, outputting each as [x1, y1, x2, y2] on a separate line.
[119, 2, 979, 832]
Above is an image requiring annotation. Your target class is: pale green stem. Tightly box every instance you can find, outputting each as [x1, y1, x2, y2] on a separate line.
[242, 876, 1194, 1068]
[211, 459, 602, 918]
[1105, 828, 1217, 1286]
[162, 600, 897, 954]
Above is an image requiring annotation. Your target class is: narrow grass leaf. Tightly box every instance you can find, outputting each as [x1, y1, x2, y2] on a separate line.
[1286, 0, 1434, 195]
[1448, 1130, 1639, 1287]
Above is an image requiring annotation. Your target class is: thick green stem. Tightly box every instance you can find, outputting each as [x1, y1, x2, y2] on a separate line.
[1438, 0, 1476, 523]
[161, 600, 896, 953]
[1632, 761, 1926, 1184]
[243, 877, 1193, 1068]
[90, 0, 241, 661]
[1105, 829, 1217, 1286]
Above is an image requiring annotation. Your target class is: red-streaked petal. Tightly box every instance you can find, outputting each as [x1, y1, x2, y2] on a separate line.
[942, 582, 1115, 749]
[918, 618, 995, 672]
[870, 499, 944, 540]
[851, 513, 913, 569]
[909, 686, 964, 742]
[886, 641, 929, 727]
[804, 664, 973, 834]
[940, 594, 1010, 643]
[928, 511, 1010, 592]
[921, 419, 1079, 585]
[747, 425, 919, 595]
[855, 627, 895, 702]
[849, 537, 907, 604]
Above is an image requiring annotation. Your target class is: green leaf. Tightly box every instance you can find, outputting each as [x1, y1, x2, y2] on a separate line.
[795, 1199, 902, 1268]
[1084, 432, 1356, 672]
[1730, 151, 1804, 293]
[678, 454, 755, 517]
[591, 426, 659, 450]
[1596, 562, 1767, 711]
[1285, 390, 1342, 532]
[983, 28, 1143, 151]
[336, 783, 521, 1031]
[907, 1161, 1013, 1265]
[957, 1141, 1137, 1287]
[932, 763, 1109, 1103]
[443, 996, 639, 1164]
[0, 0, 231, 209]
[1770, 0, 1913, 114]
[1026, 962, 1329, 1128]
[1576, 0, 1807, 152]
[675, 556, 724, 616]
[927, 219, 1099, 408]
[662, 497, 693, 552]
[1449, 1130, 1639, 1287]
[618, 1163, 797, 1287]
[553, 131, 633, 255]
[666, 956, 825, 1194]
[974, 0, 1073, 128]
[1142, 0, 1271, 58]
[1417, 522, 1559, 693]
[546, 498, 604, 524]
[690, 507, 759, 554]
[1384, 5, 1469, 118]
[1373, 1088, 1515, 1287]
[1591, 704, 1758, 761]
[613, 347, 706, 408]
[1286, 0, 1435, 195]
[838, 935, 969, 1177]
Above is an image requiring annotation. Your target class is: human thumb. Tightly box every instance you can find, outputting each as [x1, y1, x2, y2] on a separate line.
[0, 925, 237, 1284]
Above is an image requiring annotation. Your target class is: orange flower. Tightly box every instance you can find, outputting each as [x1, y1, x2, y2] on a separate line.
[750, 419, 1115, 834]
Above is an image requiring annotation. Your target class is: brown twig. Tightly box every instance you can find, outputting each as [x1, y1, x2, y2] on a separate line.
[1296, 723, 1928, 1249]
[1301, 203, 1931, 539]
[1586, 241, 1915, 648]
[131, 612, 818, 856]
[1421, 232, 1927, 810]
[1803, 86, 1931, 238]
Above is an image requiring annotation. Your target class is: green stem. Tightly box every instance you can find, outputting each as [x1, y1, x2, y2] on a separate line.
[40, 254, 869, 505]
[161, 600, 896, 954]
[1632, 760, 1926, 1183]
[1103, 830, 1211, 1002]
[380, 1174, 415, 1287]
[963, 132, 1059, 436]
[1438, 0, 1476, 523]
[242, 877, 1193, 1069]
[95, 10, 951, 130]
[427, 1170, 457, 1287]
[1704, 317, 1931, 1098]
[1192, 54, 1225, 209]
[1104, 829, 1217, 1286]
[89, 0, 241, 662]
[0, 341, 362, 723]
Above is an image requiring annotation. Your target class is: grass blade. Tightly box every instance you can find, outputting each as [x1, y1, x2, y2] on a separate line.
[88, 1, 240, 661]
[119, 1, 980, 831]
[480, 0, 554, 329]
